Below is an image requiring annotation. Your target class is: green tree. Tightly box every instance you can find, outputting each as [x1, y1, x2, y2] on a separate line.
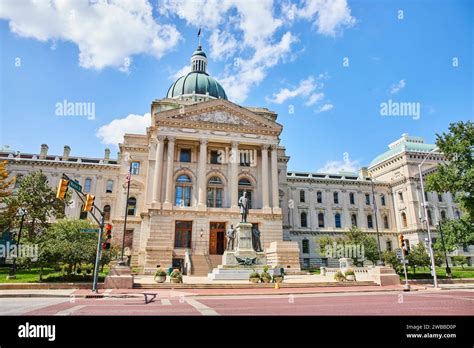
[426, 121, 474, 222]
[382, 250, 402, 273]
[317, 235, 334, 256]
[451, 255, 468, 269]
[0, 160, 15, 232]
[433, 218, 474, 253]
[345, 226, 380, 266]
[4, 171, 67, 240]
[406, 243, 431, 274]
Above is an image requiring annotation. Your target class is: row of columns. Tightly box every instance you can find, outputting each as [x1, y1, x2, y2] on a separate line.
[151, 135, 280, 211]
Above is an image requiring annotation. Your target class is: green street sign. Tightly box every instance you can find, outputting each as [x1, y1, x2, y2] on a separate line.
[68, 180, 82, 192]
[80, 228, 100, 233]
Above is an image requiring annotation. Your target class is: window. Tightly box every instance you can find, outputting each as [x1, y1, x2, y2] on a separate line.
[103, 205, 111, 221]
[386, 240, 392, 251]
[127, 197, 137, 216]
[335, 213, 341, 228]
[351, 214, 358, 227]
[79, 205, 88, 220]
[131, 161, 140, 175]
[238, 178, 253, 209]
[333, 192, 339, 204]
[424, 191, 428, 202]
[384, 215, 389, 229]
[365, 193, 370, 205]
[300, 190, 305, 203]
[14, 174, 23, 189]
[84, 178, 92, 193]
[441, 210, 446, 221]
[300, 212, 307, 228]
[367, 214, 373, 229]
[318, 213, 325, 228]
[179, 149, 191, 162]
[438, 193, 443, 202]
[174, 221, 192, 248]
[106, 180, 113, 193]
[349, 192, 355, 205]
[175, 175, 192, 207]
[381, 194, 386, 206]
[210, 150, 220, 164]
[207, 176, 223, 208]
[317, 191, 322, 204]
[239, 150, 252, 166]
[427, 210, 433, 226]
[398, 192, 404, 202]
[302, 239, 310, 254]
[401, 212, 408, 228]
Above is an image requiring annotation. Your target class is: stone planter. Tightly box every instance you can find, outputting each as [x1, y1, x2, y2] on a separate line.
[320, 267, 326, 276]
[170, 277, 182, 284]
[154, 275, 166, 283]
[346, 274, 355, 281]
[273, 276, 283, 283]
[261, 277, 271, 283]
[249, 277, 260, 283]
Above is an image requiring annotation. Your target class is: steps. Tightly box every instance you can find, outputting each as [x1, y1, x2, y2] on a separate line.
[189, 254, 223, 276]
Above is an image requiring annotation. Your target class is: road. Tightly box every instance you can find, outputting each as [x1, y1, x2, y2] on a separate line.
[0, 289, 473, 315]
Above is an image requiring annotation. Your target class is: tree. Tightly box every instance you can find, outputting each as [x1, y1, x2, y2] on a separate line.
[317, 235, 334, 256]
[451, 255, 468, 269]
[406, 243, 431, 274]
[382, 250, 402, 273]
[3, 171, 67, 240]
[433, 218, 474, 253]
[0, 160, 15, 232]
[426, 121, 474, 222]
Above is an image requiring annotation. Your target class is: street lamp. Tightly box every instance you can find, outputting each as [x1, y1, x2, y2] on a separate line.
[418, 146, 439, 288]
[7, 207, 27, 279]
[369, 176, 382, 265]
[118, 155, 132, 267]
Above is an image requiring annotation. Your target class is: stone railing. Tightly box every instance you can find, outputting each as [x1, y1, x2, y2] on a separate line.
[321, 265, 400, 285]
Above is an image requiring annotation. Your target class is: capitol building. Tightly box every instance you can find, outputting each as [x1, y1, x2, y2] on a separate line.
[2, 45, 469, 274]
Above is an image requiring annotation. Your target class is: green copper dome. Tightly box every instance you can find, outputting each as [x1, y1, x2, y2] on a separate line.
[166, 45, 227, 100]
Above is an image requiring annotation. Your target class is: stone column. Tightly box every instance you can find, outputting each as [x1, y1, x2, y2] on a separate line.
[230, 141, 239, 210]
[152, 135, 164, 207]
[271, 145, 281, 213]
[163, 136, 175, 210]
[197, 138, 208, 210]
[261, 144, 271, 213]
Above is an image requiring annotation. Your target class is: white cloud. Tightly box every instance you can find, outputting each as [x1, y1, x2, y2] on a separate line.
[209, 29, 238, 60]
[171, 64, 191, 80]
[266, 76, 317, 104]
[390, 79, 406, 94]
[96, 113, 151, 146]
[318, 152, 359, 174]
[316, 103, 334, 113]
[0, 0, 181, 70]
[283, 0, 356, 36]
[305, 93, 324, 106]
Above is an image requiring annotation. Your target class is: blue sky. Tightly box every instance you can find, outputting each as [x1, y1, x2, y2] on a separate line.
[0, 0, 472, 173]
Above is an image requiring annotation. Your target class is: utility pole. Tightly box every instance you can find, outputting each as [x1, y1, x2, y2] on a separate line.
[7, 208, 27, 279]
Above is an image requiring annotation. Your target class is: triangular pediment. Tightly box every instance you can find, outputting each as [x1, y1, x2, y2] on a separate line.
[154, 99, 282, 135]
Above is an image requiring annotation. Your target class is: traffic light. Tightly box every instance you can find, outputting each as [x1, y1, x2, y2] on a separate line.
[83, 194, 95, 212]
[398, 234, 405, 249]
[103, 223, 112, 250]
[56, 179, 69, 200]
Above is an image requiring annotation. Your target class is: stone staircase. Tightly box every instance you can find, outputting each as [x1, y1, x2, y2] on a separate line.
[189, 254, 223, 276]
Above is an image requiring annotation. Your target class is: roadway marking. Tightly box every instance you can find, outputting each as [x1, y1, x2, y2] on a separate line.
[55, 305, 87, 316]
[184, 297, 219, 316]
[161, 299, 171, 306]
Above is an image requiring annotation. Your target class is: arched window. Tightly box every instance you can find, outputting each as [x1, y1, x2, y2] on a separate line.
[175, 175, 192, 207]
[441, 210, 446, 221]
[300, 212, 307, 228]
[318, 212, 324, 228]
[333, 192, 339, 204]
[300, 190, 305, 203]
[383, 215, 389, 229]
[427, 210, 433, 226]
[351, 214, 357, 227]
[207, 176, 223, 208]
[380, 194, 386, 206]
[335, 213, 342, 228]
[367, 214, 374, 229]
[238, 178, 253, 209]
[401, 212, 408, 228]
[103, 205, 111, 221]
[127, 197, 137, 216]
[14, 174, 23, 189]
[84, 178, 92, 193]
[317, 191, 323, 203]
[106, 180, 113, 193]
[349, 192, 355, 205]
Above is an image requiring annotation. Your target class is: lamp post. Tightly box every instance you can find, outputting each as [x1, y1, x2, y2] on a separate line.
[369, 177, 382, 264]
[118, 158, 133, 266]
[418, 147, 439, 288]
[7, 208, 27, 279]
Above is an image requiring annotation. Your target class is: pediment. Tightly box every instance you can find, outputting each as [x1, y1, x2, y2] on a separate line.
[154, 99, 282, 136]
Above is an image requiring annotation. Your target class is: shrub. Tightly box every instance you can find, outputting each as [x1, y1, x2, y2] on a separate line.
[334, 270, 345, 281]
[249, 270, 260, 279]
[170, 269, 183, 282]
[155, 269, 167, 277]
[344, 268, 355, 276]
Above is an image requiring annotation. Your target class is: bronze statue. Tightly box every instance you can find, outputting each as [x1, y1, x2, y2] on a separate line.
[226, 224, 236, 251]
[238, 191, 249, 222]
[252, 225, 262, 252]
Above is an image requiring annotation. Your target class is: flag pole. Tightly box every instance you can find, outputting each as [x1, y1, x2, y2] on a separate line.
[119, 161, 132, 265]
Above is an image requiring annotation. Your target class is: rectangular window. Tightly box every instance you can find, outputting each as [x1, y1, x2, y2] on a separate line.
[438, 193, 443, 202]
[317, 191, 322, 204]
[300, 190, 305, 203]
[302, 239, 309, 254]
[210, 150, 220, 164]
[84, 178, 92, 193]
[349, 193, 355, 205]
[174, 221, 192, 248]
[131, 162, 140, 175]
[367, 215, 374, 229]
[365, 193, 370, 205]
[180, 149, 191, 162]
[398, 192, 404, 202]
[333, 192, 339, 204]
[386, 240, 392, 251]
[381, 194, 386, 206]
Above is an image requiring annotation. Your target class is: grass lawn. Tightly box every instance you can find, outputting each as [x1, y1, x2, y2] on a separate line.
[0, 267, 109, 283]
[400, 266, 474, 280]
[308, 268, 321, 275]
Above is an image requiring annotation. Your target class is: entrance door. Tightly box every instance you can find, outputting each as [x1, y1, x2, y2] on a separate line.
[209, 222, 226, 255]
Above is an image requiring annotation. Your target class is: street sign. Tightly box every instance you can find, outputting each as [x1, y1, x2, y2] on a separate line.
[396, 249, 403, 260]
[68, 180, 82, 192]
[80, 228, 100, 233]
[401, 259, 409, 264]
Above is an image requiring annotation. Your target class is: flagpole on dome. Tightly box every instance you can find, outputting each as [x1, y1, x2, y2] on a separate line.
[197, 27, 202, 47]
